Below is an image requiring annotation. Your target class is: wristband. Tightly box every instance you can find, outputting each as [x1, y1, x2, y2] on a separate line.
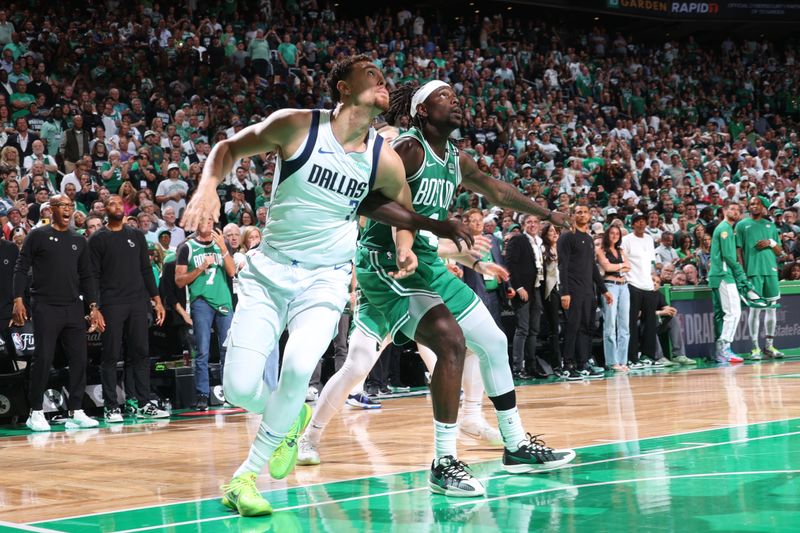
[472, 259, 481, 270]
[769, 239, 777, 248]
[222, 251, 229, 258]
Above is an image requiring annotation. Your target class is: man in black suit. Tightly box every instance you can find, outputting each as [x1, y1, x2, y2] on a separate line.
[461, 209, 507, 326]
[505, 214, 544, 379]
[6, 117, 40, 162]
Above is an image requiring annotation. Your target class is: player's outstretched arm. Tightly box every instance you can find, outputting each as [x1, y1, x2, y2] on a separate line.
[459, 152, 571, 229]
[182, 109, 311, 231]
[358, 191, 473, 249]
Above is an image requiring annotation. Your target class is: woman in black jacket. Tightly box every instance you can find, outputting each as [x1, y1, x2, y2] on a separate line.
[540, 222, 563, 373]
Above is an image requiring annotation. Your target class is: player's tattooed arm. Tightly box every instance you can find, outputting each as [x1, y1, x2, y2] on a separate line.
[458, 152, 570, 229]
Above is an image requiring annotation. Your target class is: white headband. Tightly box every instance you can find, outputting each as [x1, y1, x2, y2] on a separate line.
[410, 80, 450, 118]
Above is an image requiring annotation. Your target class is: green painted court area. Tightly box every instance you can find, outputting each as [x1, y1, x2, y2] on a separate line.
[18, 417, 800, 533]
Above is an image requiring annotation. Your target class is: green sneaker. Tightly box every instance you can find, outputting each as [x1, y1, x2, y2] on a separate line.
[672, 355, 697, 365]
[749, 348, 762, 361]
[124, 398, 139, 417]
[269, 403, 313, 480]
[221, 472, 272, 517]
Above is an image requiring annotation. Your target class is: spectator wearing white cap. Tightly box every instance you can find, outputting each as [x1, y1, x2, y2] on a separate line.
[143, 129, 165, 168]
[155, 162, 189, 218]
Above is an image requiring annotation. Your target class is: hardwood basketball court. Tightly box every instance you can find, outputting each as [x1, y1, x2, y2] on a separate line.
[2, 359, 799, 532]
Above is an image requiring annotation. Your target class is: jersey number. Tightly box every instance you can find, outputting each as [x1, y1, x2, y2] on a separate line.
[205, 265, 217, 285]
[345, 199, 360, 221]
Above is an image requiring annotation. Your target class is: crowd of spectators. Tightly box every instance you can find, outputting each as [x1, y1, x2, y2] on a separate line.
[2, 1, 800, 395]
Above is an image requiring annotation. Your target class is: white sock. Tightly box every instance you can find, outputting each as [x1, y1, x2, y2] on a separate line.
[765, 308, 777, 348]
[748, 309, 762, 349]
[496, 407, 526, 452]
[433, 420, 458, 459]
[304, 421, 324, 446]
[233, 421, 285, 478]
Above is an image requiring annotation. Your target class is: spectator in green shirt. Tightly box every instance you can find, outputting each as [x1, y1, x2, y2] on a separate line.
[10, 80, 34, 120]
[100, 150, 130, 194]
[247, 29, 271, 78]
[277, 33, 299, 75]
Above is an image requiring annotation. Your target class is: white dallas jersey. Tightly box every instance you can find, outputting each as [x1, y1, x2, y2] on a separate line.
[263, 110, 382, 265]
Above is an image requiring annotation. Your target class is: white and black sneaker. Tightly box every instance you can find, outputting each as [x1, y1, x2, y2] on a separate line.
[428, 455, 486, 497]
[137, 402, 169, 419]
[104, 407, 124, 423]
[502, 433, 577, 474]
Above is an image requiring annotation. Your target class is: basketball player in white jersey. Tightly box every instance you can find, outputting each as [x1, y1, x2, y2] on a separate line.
[182, 55, 471, 517]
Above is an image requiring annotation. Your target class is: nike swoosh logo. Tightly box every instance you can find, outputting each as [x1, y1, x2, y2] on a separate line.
[426, 161, 436, 167]
[318, 147, 335, 154]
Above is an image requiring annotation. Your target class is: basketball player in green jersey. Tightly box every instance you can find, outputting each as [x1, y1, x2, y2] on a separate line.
[323, 81, 575, 497]
[736, 196, 785, 359]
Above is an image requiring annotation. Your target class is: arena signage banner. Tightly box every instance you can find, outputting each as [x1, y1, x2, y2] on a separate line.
[671, 292, 800, 359]
[507, 1, 800, 22]
[605, 0, 800, 20]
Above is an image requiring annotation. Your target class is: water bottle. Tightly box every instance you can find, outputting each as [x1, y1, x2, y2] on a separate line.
[164, 398, 172, 415]
[182, 349, 190, 367]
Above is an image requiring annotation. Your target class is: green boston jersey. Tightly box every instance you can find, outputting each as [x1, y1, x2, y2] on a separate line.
[708, 220, 746, 288]
[182, 238, 233, 314]
[735, 216, 780, 276]
[359, 127, 461, 261]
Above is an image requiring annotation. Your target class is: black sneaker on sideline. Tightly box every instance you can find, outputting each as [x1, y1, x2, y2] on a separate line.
[564, 367, 584, 381]
[503, 433, 577, 474]
[428, 455, 485, 497]
[580, 362, 604, 378]
[195, 395, 209, 411]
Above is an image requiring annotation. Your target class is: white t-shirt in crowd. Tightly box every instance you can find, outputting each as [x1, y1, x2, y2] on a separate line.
[621, 232, 656, 291]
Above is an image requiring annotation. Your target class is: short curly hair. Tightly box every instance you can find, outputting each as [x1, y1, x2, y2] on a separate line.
[327, 54, 373, 103]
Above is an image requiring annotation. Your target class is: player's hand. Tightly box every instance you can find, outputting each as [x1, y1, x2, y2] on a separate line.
[447, 262, 463, 278]
[517, 287, 529, 302]
[203, 255, 216, 270]
[90, 308, 106, 333]
[153, 301, 166, 326]
[480, 262, 510, 282]
[663, 306, 677, 317]
[604, 292, 613, 305]
[468, 234, 492, 257]
[548, 210, 571, 230]
[11, 299, 27, 327]
[430, 219, 473, 251]
[561, 294, 571, 310]
[755, 239, 772, 250]
[182, 186, 220, 232]
[391, 247, 418, 279]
